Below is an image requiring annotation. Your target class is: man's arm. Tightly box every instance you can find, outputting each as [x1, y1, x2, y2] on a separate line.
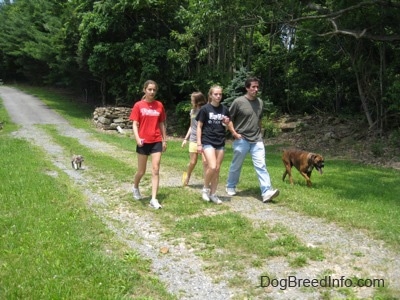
[227, 121, 241, 139]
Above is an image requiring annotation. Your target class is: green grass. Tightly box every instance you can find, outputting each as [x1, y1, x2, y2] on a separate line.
[172, 211, 323, 259]
[0, 99, 19, 133]
[40, 125, 136, 181]
[2, 86, 400, 299]
[39, 123, 325, 298]
[104, 133, 400, 250]
[0, 104, 175, 299]
[40, 124, 324, 260]
[277, 158, 400, 246]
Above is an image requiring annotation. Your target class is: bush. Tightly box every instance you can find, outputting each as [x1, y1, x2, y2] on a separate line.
[262, 115, 280, 138]
[371, 141, 384, 157]
[223, 67, 249, 107]
[174, 101, 192, 136]
[389, 129, 400, 148]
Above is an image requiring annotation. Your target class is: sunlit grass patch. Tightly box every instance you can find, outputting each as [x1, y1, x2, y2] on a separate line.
[173, 212, 324, 263]
[4, 86, 399, 299]
[0, 134, 175, 299]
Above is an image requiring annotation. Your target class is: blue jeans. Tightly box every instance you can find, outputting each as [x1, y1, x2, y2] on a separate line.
[226, 138, 272, 195]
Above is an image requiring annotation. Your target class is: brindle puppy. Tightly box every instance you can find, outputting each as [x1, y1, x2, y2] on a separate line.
[282, 149, 324, 187]
[71, 155, 84, 170]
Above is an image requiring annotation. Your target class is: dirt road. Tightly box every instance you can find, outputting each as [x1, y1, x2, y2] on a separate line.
[1, 86, 399, 299]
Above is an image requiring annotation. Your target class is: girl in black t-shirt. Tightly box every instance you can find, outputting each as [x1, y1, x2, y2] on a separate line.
[196, 85, 231, 204]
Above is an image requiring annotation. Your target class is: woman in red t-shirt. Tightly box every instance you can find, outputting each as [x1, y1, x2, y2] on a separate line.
[129, 80, 167, 209]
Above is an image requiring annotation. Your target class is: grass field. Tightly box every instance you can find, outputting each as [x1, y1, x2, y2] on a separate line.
[1, 85, 399, 299]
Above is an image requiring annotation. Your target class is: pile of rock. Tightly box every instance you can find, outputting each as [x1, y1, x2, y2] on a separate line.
[93, 107, 132, 131]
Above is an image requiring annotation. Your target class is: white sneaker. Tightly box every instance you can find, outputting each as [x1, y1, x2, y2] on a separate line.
[149, 198, 162, 209]
[225, 187, 237, 196]
[262, 189, 280, 203]
[133, 187, 142, 200]
[202, 188, 210, 202]
[209, 194, 222, 204]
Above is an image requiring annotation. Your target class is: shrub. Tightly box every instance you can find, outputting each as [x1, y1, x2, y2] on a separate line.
[262, 115, 280, 138]
[174, 101, 192, 136]
[371, 141, 384, 157]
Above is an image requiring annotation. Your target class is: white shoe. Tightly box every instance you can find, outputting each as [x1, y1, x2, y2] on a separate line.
[225, 187, 237, 196]
[149, 198, 162, 209]
[262, 189, 280, 203]
[209, 194, 222, 204]
[202, 188, 210, 202]
[133, 187, 142, 200]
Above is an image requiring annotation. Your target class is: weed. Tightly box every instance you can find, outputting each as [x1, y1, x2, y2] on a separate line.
[371, 141, 385, 157]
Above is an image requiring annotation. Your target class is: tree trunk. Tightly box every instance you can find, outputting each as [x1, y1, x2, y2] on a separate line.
[378, 43, 386, 133]
[354, 70, 374, 128]
[232, 28, 237, 74]
[101, 76, 106, 106]
[246, 26, 254, 71]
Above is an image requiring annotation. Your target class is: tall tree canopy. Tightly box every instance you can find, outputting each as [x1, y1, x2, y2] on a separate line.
[0, 0, 399, 131]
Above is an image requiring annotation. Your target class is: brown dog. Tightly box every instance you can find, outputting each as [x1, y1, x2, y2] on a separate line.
[282, 149, 324, 187]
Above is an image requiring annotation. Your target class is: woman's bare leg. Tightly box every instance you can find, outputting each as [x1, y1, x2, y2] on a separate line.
[150, 151, 162, 199]
[209, 149, 224, 194]
[134, 154, 148, 188]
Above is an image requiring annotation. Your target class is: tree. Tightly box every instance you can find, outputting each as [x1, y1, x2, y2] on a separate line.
[76, 0, 183, 105]
[0, 0, 69, 83]
[285, 0, 400, 130]
[0, 0, 399, 131]
[168, 0, 274, 94]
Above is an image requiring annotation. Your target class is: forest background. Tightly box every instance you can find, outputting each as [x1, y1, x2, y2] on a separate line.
[1, 0, 400, 137]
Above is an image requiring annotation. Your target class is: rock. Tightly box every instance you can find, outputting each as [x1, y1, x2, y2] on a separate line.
[93, 107, 132, 132]
[160, 246, 169, 254]
[323, 132, 336, 141]
[98, 116, 112, 125]
[280, 122, 299, 132]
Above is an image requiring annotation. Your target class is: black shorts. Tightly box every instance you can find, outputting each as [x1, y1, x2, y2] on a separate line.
[136, 141, 162, 155]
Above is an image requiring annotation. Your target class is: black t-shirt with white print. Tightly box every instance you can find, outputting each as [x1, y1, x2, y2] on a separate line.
[196, 103, 230, 148]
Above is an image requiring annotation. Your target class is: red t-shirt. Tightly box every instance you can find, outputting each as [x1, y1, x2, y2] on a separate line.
[129, 99, 166, 143]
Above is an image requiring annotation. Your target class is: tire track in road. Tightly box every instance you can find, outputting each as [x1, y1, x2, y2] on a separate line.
[1, 86, 236, 300]
[2, 86, 399, 299]
[12, 125, 235, 300]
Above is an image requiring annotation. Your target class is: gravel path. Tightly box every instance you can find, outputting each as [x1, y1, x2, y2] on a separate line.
[1, 86, 399, 299]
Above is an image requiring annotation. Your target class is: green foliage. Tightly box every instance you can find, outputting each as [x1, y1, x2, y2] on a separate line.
[262, 115, 280, 138]
[370, 141, 385, 158]
[389, 129, 400, 148]
[1, 0, 400, 128]
[223, 67, 250, 107]
[384, 74, 400, 126]
[0, 0, 67, 83]
[174, 100, 192, 136]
